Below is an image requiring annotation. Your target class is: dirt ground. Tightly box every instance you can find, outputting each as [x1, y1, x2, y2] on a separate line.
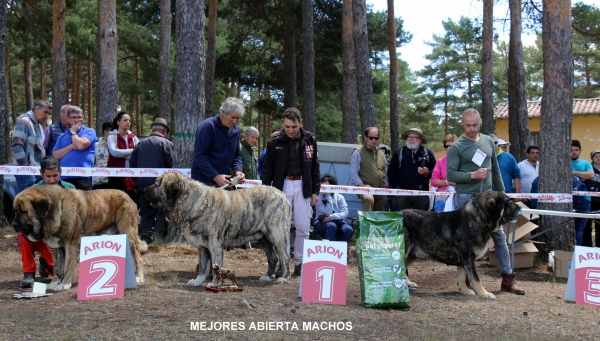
[0, 226, 597, 341]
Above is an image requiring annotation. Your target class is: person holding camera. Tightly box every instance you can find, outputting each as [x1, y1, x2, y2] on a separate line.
[313, 174, 354, 242]
[388, 128, 436, 211]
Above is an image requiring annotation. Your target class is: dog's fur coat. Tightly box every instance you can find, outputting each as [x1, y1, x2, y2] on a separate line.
[401, 191, 521, 299]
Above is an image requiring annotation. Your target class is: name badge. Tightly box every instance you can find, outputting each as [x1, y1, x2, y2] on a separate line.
[472, 149, 486, 167]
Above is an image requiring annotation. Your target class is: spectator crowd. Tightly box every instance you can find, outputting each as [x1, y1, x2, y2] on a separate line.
[10, 100, 600, 294]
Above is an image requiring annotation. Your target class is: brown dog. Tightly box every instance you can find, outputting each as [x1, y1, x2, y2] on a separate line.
[212, 264, 238, 287]
[12, 186, 144, 291]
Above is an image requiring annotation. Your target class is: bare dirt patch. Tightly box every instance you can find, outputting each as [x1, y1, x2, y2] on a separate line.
[0, 226, 596, 341]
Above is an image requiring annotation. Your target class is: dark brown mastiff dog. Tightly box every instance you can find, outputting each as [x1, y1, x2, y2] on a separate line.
[12, 186, 144, 291]
[401, 191, 521, 299]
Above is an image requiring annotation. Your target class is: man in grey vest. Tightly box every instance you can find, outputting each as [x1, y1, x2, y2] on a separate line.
[350, 127, 387, 211]
[44, 104, 72, 156]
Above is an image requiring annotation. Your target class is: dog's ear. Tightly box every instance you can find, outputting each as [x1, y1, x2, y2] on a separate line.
[32, 196, 52, 219]
[486, 194, 504, 222]
[165, 179, 182, 199]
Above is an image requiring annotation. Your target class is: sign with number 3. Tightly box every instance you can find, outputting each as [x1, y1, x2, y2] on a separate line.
[301, 240, 347, 305]
[565, 245, 600, 307]
[77, 235, 137, 301]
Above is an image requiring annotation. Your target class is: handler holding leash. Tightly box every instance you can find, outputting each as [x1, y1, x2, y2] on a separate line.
[447, 108, 525, 295]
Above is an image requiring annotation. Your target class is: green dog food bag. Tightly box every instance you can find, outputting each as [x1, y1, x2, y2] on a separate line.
[356, 211, 410, 309]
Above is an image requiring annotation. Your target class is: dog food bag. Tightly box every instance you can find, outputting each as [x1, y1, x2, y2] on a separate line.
[356, 211, 410, 309]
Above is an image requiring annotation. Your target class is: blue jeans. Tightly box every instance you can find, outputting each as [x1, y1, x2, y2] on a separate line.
[455, 193, 513, 274]
[16, 175, 40, 194]
[313, 220, 354, 242]
[573, 199, 591, 246]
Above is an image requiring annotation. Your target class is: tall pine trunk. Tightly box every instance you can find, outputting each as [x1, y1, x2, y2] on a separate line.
[174, 0, 205, 168]
[481, 0, 495, 135]
[24, 58, 33, 110]
[159, 0, 172, 129]
[87, 54, 94, 128]
[40, 61, 46, 100]
[341, 0, 358, 144]
[205, 0, 217, 118]
[538, 0, 574, 255]
[0, 0, 9, 222]
[302, 0, 315, 135]
[97, 0, 118, 136]
[387, 0, 399, 151]
[283, 0, 297, 109]
[508, 0, 530, 161]
[353, 0, 376, 132]
[52, 0, 67, 122]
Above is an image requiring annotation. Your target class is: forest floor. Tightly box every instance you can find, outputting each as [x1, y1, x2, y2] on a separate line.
[0, 226, 597, 341]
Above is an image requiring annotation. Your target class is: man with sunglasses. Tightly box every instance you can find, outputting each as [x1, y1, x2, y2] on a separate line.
[350, 127, 388, 211]
[388, 128, 436, 211]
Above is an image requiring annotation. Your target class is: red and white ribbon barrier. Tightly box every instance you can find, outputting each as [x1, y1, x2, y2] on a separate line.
[2, 166, 599, 200]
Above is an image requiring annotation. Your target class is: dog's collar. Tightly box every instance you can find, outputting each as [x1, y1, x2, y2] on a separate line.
[184, 192, 204, 220]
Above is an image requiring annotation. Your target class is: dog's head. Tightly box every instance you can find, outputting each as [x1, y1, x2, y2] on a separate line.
[212, 264, 221, 272]
[12, 187, 54, 242]
[474, 191, 521, 227]
[145, 172, 188, 207]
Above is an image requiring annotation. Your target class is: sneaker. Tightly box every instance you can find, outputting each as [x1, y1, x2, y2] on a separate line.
[20, 273, 35, 288]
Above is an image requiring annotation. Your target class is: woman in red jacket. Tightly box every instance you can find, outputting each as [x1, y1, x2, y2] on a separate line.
[107, 112, 139, 200]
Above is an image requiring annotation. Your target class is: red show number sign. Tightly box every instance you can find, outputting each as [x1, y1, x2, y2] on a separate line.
[301, 240, 347, 305]
[77, 235, 136, 301]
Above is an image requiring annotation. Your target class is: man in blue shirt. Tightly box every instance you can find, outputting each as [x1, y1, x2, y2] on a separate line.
[52, 106, 97, 190]
[493, 137, 522, 194]
[571, 140, 594, 246]
[191, 97, 246, 187]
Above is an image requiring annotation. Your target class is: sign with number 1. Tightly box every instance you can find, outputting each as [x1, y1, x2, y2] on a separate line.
[77, 235, 137, 301]
[301, 240, 347, 305]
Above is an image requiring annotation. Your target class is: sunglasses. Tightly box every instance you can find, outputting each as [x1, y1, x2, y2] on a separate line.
[444, 144, 451, 148]
[367, 136, 379, 141]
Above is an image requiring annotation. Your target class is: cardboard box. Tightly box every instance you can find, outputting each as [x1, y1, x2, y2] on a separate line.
[489, 242, 538, 269]
[553, 251, 573, 278]
[487, 202, 542, 269]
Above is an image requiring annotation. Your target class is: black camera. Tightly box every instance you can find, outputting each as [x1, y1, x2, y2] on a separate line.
[416, 156, 427, 168]
[317, 215, 327, 222]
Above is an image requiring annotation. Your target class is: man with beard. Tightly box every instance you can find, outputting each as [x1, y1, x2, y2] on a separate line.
[388, 128, 436, 211]
[447, 108, 524, 295]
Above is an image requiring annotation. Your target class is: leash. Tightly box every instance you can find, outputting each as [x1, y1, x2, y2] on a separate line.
[184, 192, 204, 220]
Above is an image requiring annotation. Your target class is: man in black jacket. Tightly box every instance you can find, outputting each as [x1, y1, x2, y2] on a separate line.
[261, 108, 320, 276]
[130, 118, 174, 243]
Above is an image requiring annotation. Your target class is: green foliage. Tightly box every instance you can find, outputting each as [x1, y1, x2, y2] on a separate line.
[572, 2, 600, 98]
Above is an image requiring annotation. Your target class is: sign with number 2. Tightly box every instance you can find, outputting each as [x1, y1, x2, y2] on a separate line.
[77, 235, 137, 301]
[301, 240, 347, 305]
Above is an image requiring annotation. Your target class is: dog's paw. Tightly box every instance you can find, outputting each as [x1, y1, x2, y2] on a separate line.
[260, 275, 273, 282]
[138, 241, 149, 255]
[276, 277, 290, 284]
[52, 282, 72, 291]
[47, 280, 61, 291]
[459, 287, 476, 296]
[187, 275, 206, 287]
[406, 279, 418, 288]
[478, 291, 496, 300]
[136, 277, 144, 284]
